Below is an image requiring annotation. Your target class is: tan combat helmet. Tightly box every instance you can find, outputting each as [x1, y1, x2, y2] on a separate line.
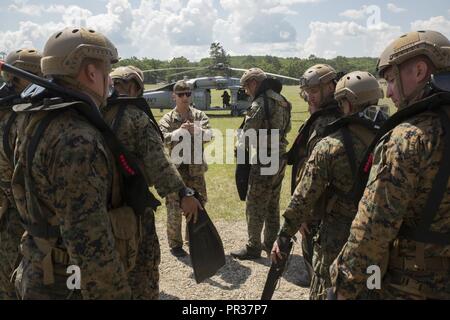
[2, 48, 42, 91]
[299, 64, 337, 106]
[334, 71, 384, 111]
[240, 68, 267, 86]
[377, 30, 450, 108]
[110, 65, 145, 96]
[41, 27, 118, 106]
[299, 64, 337, 89]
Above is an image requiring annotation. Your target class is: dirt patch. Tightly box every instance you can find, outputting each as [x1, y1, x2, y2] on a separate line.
[156, 219, 309, 300]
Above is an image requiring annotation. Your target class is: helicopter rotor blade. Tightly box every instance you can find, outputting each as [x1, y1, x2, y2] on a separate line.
[228, 67, 298, 81]
[166, 67, 207, 78]
[265, 72, 299, 81]
[141, 67, 203, 73]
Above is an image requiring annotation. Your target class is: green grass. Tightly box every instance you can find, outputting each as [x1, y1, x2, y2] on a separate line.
[150, 85, 394, 222]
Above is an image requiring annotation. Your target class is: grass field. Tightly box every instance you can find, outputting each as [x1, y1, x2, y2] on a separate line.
[148, 85, 395, 222]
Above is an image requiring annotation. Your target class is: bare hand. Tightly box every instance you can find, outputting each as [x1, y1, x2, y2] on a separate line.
[181, 196, 203, 224]
[270, 240, 283, 264]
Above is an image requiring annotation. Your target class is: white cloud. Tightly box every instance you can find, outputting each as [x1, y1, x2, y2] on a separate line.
[411, 16, 450, 38]
[302, 20, 402, 58]
[8, 0, 44, 16]
[387, 3, 406, 13]
[339, 7, 367, 20]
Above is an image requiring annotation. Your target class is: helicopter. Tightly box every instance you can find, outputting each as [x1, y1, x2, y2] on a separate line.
[141, 63, 298, 116]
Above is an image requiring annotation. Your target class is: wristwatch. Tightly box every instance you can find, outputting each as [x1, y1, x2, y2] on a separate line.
[179, 187, 196, 199]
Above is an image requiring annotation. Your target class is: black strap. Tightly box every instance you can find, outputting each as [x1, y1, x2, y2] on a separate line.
[3, 112, 17, 165]
[340, 127, 358, 180]
[112, 104, 127, 134]
[24, 111, 63, 239]
[263, 93, 272, 130]
[398, 108, 450, 245]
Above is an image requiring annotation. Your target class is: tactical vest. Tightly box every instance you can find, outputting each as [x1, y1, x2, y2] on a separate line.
[354, 93, 450, 296]
[13, 97, 161, 285]
[286, 103, 341, 194]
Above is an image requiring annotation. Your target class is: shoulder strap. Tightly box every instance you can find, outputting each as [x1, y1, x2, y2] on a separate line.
[3, 112, 18, 164]
[23, 110, 63, 239]
[340, 127, 358, 180]
[110, 97, 164, 141]
[398, 106, 450, 245]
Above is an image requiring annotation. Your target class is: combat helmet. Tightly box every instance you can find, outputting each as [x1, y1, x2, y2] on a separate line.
[299, 64, 338, 107]
[240, 68, 267, 86]
[334, 71, 384, 111]
[377, 30, 450, 108]
[41, 27, 118, 106]
[2, 48, 42, 90]
[110, 65, 145, 96]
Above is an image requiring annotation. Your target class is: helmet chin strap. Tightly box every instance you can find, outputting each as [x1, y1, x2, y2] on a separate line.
[393, 64, 427, 109]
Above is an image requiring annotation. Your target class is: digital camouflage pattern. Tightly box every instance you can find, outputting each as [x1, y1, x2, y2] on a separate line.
[159, 106, 210, 249]
[12, 107, 131, 300]
[331, 111, 450, 300]
[0, 97, 24, 300]
[281, 124, 368, 300]
[101, 101, 186, 299]
[243, 89, 291, 253]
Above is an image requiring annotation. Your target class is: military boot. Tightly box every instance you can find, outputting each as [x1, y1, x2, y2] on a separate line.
[230, 245, 261, 260]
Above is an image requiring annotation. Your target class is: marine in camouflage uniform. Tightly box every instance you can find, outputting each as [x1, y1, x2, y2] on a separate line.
[286, 64, 342, 285]
[103, 66, 200, 299]
[11, 28, 131, 299]
[159, 80, 212, 257]
[331, 30, 450, 300]
[0, 48, 42, 300]
[231, 68, 292, 260]
[274, 71, 386, 299]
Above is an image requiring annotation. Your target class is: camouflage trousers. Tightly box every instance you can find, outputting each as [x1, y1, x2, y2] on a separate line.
[165, 165, 207, 249]
[129, 208, 161, 300]
[245, 160, 286, 252]
[0, 207, 23, 300]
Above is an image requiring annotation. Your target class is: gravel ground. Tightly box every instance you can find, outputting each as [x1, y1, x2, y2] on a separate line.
[156, 219, 310, 300]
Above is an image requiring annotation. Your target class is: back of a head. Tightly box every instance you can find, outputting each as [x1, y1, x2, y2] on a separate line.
[110, 65, 145, 96]
[2, 48, 42, 91]
[335, 71, 384, 111]
[240, 68, 267, 86]
[41, 27, 118, 80]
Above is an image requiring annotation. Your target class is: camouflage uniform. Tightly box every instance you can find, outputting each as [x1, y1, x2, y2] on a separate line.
[282, 120, 371, 299]
[102, 99, 186, 299]
[243, 89, 291, 254]
[0, 104, 22, 300]
[331, 31, 450, 300]
[331, 107, 450, 300]
[12, 107, 131, 299]
[0, 48, 42, 300]
[159, 106, 210, 249]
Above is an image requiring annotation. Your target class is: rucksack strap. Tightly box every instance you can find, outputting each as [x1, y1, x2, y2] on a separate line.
[24, 110, 63, 239]
[3, 112, 17, 165]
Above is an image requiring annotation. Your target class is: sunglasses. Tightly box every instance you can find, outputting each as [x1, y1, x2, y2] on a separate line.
[176, 92, 192, 98]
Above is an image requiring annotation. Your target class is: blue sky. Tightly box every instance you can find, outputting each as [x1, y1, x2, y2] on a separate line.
[1, 0, 449, 60]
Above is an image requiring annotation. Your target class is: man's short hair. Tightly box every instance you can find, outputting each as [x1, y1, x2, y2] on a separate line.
[173, 80, 191, 92]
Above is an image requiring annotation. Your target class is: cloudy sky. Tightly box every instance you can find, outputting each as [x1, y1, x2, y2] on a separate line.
[1, 0, 449, 61]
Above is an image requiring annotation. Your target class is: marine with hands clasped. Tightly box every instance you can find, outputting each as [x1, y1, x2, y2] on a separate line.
[103, 66, 202, 299]
[0, 48, 42, 300]
[159, 80, 212, 258]
[330, 30, 450, 300]
[272, 70, 387, 300]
